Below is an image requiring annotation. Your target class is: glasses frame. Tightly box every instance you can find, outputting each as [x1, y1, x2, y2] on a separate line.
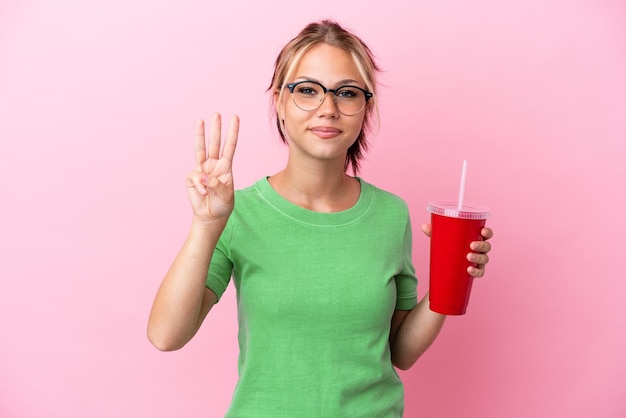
[285, 80, 373, 116]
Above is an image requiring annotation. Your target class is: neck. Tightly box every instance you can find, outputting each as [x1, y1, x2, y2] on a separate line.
[269, 156, 359, 212]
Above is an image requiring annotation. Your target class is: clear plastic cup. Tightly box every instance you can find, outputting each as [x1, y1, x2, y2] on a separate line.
[427, 201, 491, 315]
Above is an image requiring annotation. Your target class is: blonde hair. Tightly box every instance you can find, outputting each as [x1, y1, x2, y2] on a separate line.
[268, 20, 380, 174]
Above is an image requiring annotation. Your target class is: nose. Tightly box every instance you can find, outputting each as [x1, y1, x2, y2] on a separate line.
[316, 92, 340, 117]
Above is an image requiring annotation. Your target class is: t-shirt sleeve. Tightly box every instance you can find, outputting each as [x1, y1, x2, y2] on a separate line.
[395, 215, 418, 310]
[206, 220, 234, 303]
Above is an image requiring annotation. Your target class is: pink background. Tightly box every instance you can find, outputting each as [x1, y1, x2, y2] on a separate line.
[1, 0, 625, 417]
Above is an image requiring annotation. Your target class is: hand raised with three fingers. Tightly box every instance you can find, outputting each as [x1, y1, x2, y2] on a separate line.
[186, 113, 239, 223]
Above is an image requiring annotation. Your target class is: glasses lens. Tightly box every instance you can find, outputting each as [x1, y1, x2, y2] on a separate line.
[334, 86, 366, 116]
[291, 82, 325, 111]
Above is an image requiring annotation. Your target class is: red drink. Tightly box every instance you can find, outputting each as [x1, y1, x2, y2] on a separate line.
[427, 202, 491, 315]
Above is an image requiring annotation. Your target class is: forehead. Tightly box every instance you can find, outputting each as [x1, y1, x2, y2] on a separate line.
[291, 43, 363, 84]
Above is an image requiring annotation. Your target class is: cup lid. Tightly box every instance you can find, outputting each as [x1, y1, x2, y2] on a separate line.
[427, 201, 491, 219]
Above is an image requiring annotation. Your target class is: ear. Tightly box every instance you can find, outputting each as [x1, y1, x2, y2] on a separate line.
[274, 90, 286, 120]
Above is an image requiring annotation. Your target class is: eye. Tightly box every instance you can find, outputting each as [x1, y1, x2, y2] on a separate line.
[296, 83, 321, 96]
[336, 87, 361, 99]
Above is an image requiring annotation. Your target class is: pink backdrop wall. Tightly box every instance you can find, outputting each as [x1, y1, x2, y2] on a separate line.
[1, 1, 625, 417]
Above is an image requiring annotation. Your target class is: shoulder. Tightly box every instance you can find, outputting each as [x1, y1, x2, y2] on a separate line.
[219, 179, 268, 237]
[360, 178, 409, 214]
[228, 177, 276, 222]
[233, 178, 266, 205]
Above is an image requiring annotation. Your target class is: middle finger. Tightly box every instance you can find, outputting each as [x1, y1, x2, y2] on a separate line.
[470, 240, 491, 253]
[467, 252, 490, 265]
[208, 113, 222, 160]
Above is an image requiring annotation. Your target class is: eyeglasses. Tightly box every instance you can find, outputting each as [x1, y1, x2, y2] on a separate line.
[284, 80, 373, 116]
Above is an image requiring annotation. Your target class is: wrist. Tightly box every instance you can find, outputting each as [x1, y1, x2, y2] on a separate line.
[190, 215, 228, 233]
[183, 217, 228, 252]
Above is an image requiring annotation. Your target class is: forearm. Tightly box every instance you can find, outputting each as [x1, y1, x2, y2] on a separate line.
[391, 292, 446, 370]
[147, 218, 225, 351]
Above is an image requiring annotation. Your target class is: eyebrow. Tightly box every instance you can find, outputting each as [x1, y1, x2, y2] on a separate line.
[294, 76, 362, 87]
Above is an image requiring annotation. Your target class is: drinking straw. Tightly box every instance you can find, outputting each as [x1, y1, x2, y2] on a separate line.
[457, 160, 468, 212]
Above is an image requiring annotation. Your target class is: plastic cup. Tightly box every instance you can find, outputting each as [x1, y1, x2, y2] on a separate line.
[427, 201, 491, 315]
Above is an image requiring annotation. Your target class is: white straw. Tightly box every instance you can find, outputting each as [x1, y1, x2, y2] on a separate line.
[457, 160, 468, 212]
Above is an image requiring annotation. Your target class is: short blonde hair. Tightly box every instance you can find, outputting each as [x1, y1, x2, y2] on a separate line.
[269, 20, 380, 174]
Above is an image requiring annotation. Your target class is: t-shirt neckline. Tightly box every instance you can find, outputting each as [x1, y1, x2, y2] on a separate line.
[255, 176, 374, 227]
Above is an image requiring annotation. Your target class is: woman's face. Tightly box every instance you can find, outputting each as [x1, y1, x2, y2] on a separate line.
[276, 43, 367, 167]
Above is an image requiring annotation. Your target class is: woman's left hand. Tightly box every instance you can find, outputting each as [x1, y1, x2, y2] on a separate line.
[421, 225, 494, 278]
[467, 228, 493, 278]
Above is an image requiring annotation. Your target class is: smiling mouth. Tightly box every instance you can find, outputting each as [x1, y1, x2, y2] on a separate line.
[309, 127, 342, 139]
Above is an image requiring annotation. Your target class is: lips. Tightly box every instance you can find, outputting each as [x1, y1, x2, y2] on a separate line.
[309, 126, 342, 139]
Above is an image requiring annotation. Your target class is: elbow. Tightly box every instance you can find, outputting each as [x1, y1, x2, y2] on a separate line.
[392, 357, 416, 371]
[147, 326, 185, 352]
[394, 362, 411, 371]
[390, 347, 422, 371]
[149, 338, 182, 352]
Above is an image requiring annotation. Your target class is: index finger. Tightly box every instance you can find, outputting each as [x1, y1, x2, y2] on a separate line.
[220, 115, 239, 162]
[481, 227, 494, 240]
[194, 119, 206, 167]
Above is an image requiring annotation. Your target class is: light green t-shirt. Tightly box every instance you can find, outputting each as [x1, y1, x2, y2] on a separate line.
[207, 177, 418, 417]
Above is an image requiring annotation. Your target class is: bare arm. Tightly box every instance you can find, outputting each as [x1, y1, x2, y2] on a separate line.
[389, 225, 493, 369]
[389, 298, 446, 370]
[147, 114, 239, 351]
[147, 220, 223, 351]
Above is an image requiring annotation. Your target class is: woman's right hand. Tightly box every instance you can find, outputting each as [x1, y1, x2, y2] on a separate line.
[186, 113, 239, 223]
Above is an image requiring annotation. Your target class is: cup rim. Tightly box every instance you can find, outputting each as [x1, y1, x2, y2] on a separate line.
[427, 201, 491, 219]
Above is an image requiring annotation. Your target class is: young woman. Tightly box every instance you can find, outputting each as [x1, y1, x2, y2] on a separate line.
[148, 20, 493, 417]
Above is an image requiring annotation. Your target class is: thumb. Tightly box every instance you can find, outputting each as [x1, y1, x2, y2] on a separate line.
[421, 223, 432, 238]
[205, 176, 233, 201]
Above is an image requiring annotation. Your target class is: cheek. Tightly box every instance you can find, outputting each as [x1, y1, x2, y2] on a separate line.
[352, 114, 366, 133]
[283, 101, 308, 125]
